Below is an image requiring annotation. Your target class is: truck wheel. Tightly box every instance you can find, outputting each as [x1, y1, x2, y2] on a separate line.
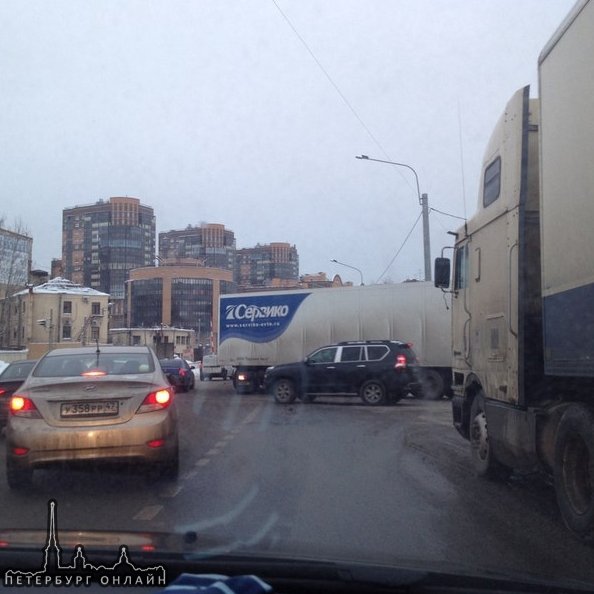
[360, 380, 386, 405]
[553, 404, 594, 539]
[418, 369, 445, 400]
[469, 392, 507, 478]
[272, 379, 297, 404]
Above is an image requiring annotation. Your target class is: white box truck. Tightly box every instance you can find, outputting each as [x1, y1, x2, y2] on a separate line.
[434, 0, 594, 538]
[217, 282, 451, 399]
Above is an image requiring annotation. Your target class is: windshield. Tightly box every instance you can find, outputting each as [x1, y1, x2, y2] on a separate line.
[2, 0, 594, 591]
[0, 361, 36, 381]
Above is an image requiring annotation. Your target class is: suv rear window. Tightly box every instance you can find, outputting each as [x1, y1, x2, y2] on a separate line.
[366, 345, 389, 361]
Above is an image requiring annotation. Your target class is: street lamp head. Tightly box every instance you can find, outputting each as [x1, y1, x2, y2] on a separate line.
[355, 155, 369, 160]
[330, 258, 364, 285]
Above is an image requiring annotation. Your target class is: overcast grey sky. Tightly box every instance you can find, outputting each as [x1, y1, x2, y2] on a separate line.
[0, 1, 576, 285]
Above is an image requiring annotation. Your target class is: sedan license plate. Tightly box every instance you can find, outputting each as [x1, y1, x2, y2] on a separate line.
[61, 400, 119, 418]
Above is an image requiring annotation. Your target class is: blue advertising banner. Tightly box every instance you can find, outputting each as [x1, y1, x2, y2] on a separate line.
[220, 293, 311, 344]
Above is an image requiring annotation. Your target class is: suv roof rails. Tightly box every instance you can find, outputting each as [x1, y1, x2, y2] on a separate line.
[336, 339, 405, 346]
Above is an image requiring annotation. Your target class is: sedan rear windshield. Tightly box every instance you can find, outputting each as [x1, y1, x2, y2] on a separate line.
[0, 361, 36, 380]
[34, 353, 154, 377]
[160, 359, 184, 368]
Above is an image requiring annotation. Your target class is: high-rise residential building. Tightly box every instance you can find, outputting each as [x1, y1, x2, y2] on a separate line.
[159, 223, 236, 271]
[235, 242, 299, 289]
[62, 197, 156, 327]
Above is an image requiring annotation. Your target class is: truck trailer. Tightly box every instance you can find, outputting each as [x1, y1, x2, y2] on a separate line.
[217, 282, 451, 399]
[434, 0, 594, 538]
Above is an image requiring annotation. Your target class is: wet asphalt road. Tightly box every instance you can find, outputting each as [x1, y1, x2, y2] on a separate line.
[0, 379, 593, 587]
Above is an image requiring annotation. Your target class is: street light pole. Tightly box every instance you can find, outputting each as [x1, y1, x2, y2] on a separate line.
[330, 259, 364, 286]
[356, 154, 431, 281]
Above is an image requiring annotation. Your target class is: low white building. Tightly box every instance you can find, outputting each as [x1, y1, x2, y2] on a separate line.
[110, 325, 196, 359]
[5, 277, 110, 358]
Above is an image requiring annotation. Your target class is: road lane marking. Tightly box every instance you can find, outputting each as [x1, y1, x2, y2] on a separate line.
[133, 505, 163, 521]
[196, 458, 210, 466]
[214, 441, 228, 448]
[206, 448, 221, 456]
[241, 406, 262, 425]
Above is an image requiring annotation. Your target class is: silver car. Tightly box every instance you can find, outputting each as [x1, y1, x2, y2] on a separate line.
[5, 346, 179, 490]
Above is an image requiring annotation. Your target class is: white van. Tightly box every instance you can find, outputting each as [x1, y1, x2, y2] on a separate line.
[200, 354, 229, 381]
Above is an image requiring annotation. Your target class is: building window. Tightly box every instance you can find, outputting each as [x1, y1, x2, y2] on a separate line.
[132, 335, 141, 345]
[63, 301, 72, 314]
[62, 324, 72, 339]
[91, 302, 101, 315]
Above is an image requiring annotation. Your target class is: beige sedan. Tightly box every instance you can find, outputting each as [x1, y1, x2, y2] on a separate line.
[5, 346, 179, 490]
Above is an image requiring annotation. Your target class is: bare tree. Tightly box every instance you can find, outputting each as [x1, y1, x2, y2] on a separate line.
[0, 217, 32, 348]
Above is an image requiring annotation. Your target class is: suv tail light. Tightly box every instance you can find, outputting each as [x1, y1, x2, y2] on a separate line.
[179, 368, 187, 377]
[10, 394, 41, 418]
[137, 387, 174, 413]
[395, 354, 407, 369]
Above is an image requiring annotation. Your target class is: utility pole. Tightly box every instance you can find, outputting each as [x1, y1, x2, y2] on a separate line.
[421, 193, 431, 282]
[356, 155, 432, 281]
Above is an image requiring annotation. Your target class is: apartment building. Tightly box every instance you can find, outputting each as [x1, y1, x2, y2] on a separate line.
[235, 242, 299, 289]
[62, 197, 156, 327]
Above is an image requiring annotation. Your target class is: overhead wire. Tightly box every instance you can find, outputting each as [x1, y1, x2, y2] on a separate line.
[430, 207, 466, 221]
[270, 0, 392, 161]
[271, 0, 427, 278]
[375, 210, 423, 284]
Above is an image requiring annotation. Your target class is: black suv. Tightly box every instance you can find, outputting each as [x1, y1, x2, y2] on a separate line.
[264, 340, 419, 405]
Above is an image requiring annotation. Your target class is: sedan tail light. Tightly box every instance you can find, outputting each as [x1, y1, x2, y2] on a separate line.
[179, 368, 187, 377]
[395, 354, 408, 369]
[137, 387, 174, 413]
[10, 394, 41, 418]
